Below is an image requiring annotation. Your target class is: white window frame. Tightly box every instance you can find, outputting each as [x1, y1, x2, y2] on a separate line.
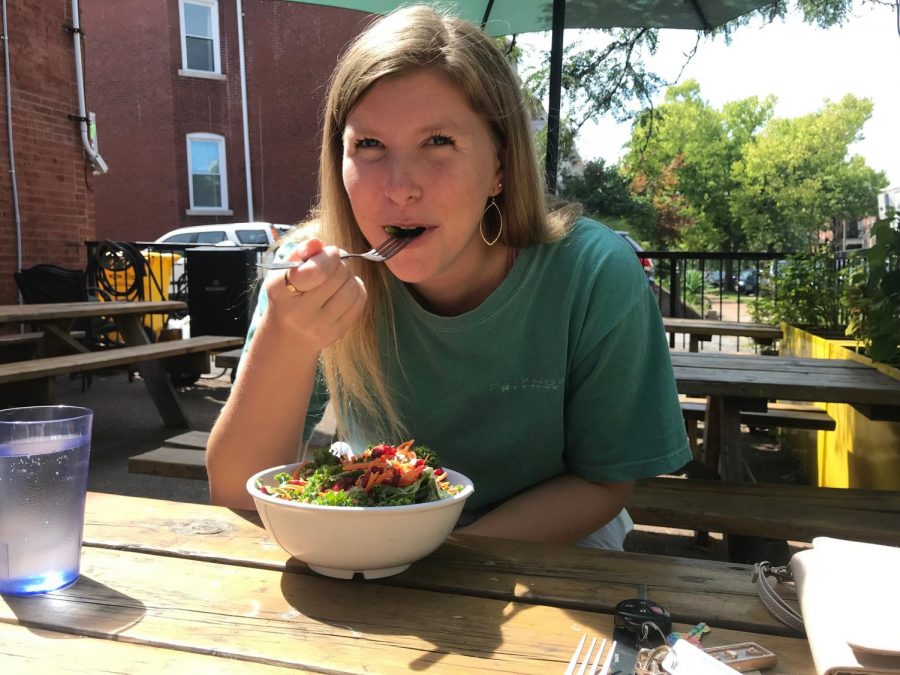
[178, 0, 221, 76]
[186, 133, 231, 215]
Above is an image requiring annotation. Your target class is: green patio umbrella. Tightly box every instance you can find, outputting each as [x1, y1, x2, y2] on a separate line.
[289, 0, 776, 190]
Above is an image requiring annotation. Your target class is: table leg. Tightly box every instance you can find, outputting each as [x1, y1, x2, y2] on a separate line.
[713, 396, 744, 482]
[115, 315, 190, 429]
[697, 396, 739, 551]
[706, 396, 791, 564]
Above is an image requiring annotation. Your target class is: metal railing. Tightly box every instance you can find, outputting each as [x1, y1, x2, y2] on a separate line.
[645, 250, 790, 321]
[83, 241, 860, 352]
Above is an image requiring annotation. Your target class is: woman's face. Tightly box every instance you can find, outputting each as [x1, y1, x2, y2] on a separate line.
[342, 69, 504, 305]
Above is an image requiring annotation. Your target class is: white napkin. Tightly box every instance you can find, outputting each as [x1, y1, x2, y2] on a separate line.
[793, 538, 900, 674]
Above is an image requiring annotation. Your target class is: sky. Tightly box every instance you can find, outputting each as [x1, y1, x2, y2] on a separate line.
[522, 4, 900, 189]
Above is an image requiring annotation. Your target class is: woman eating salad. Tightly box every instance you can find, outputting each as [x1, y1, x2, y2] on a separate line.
[206, 5, 691, 550]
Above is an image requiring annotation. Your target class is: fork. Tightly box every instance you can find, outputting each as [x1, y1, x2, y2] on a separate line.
[257, 229, 424, 270]
[564, 635, 610, 675]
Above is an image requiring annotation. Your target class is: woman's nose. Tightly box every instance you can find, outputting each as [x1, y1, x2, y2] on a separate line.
[384, 156, 422, 204]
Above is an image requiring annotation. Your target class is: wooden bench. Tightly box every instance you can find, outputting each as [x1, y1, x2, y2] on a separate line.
[128, 428, 336, 479]
[627, 477, 900, 546]
[0, 330, 85, 347]
[213, 347, 242, 370]
[681, 398, 835, 430]
[628, 476, 900, 547]
[0, 330, 87, 362]
[0, 335, 242, 385]
[680, 397, 835, 458]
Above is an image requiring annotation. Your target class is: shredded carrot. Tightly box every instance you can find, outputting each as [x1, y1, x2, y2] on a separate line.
[397, 465, 424, 487]
[342, 459, 384, 472]
[394, 439, 415, 454]
[363, 470, 392, 493]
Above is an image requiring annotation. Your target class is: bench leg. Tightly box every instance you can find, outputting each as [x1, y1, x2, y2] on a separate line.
[115, 315, 190, 429]
[685, 419, 699, 459]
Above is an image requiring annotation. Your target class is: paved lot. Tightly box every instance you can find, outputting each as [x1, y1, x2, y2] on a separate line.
[57, 368, 232, 505]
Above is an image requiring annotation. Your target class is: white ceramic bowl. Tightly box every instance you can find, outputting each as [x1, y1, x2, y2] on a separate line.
[247, 463, 474, 579]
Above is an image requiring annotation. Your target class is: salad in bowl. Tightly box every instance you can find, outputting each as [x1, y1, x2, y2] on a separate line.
[247, 441, 474, 579]
[255, 440, 463, 507]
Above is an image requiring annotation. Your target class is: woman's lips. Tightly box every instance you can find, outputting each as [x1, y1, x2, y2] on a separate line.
[383, 225, 431, 243]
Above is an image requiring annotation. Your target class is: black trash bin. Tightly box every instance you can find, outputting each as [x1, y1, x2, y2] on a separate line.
[186, 247, 260, 338]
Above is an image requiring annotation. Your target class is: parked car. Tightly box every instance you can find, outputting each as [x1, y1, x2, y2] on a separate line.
[760, 259, 790, 290]
[615, 231, 658, 297]
[736, 269, 759, 294]
[149, 222, 292, 306]
[154, 222, 292, 247]
[704, 269, 731, 288]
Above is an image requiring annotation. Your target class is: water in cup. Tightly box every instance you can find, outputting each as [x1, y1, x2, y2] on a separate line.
[0, 406, 92, 596]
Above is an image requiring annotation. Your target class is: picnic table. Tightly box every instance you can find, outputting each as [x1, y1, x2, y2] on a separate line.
[663, 317, 782, 353]
[0, 492, 815, 672]
[671, 351, 900, 481]
[0, 301, 242, 428]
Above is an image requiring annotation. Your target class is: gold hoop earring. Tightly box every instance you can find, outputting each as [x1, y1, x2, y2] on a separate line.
[479, 197, 502, 246]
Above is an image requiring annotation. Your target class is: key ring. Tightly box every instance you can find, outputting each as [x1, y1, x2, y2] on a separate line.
[639, 620, 669, 646]
[636, 644, 671, 674]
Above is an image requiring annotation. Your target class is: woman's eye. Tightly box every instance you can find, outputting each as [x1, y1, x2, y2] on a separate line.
[428, 134, 454, 146]
[354, 138, 381, 149]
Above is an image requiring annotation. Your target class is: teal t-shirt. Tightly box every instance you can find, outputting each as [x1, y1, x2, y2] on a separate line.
[244, 218, 691, 512]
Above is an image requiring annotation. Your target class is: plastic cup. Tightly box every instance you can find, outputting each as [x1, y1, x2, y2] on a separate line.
[0, 406, 93, 595]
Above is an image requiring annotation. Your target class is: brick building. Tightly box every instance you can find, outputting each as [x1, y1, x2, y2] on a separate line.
[0, 1, 99, 305]
[81, 0, 369, 242]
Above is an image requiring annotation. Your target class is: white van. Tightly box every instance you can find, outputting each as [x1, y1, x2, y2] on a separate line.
[154, 222, 292, 246]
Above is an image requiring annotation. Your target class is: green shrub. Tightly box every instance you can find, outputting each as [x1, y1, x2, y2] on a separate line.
[750, 250, 843, 329]
[843, 214, 900, 367]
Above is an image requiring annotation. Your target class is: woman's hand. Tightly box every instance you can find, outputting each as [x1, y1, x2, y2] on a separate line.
[207, 237, 367, 509]
[263, 238, 368, 351]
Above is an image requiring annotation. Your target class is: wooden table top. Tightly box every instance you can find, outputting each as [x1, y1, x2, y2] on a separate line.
[0, 300, 186, 324]
[0, 492, 815, 672]
[671, 351, 900, 408]
[663, 318, 783, 339]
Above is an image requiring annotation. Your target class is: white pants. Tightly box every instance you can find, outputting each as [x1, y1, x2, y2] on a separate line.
[576, 508, 633, 551]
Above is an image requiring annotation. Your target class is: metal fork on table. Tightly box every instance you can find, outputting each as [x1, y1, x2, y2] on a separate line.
[257, 228, 424, 270]
[564, 634, 614, 675]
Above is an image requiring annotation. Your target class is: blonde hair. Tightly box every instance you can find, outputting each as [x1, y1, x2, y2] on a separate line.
[295, 5, 578, 441]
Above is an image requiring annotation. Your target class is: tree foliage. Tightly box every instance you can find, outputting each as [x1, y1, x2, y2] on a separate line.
[560, 159, 638, 214]
[619, 84, 886, 251]
[731, 95, 886, 249]
[519, 0, 892, 250]
[520, 1, 886, 141]
[621, 81, 775, 250]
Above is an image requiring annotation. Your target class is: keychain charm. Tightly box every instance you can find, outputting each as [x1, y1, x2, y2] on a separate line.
[661, 639, 744, 674]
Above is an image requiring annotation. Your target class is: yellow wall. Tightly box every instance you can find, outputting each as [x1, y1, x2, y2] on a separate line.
[781, 324, 900, 489]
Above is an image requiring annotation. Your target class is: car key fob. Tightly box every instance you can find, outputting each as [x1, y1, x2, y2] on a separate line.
[614, 598, 672, 645]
